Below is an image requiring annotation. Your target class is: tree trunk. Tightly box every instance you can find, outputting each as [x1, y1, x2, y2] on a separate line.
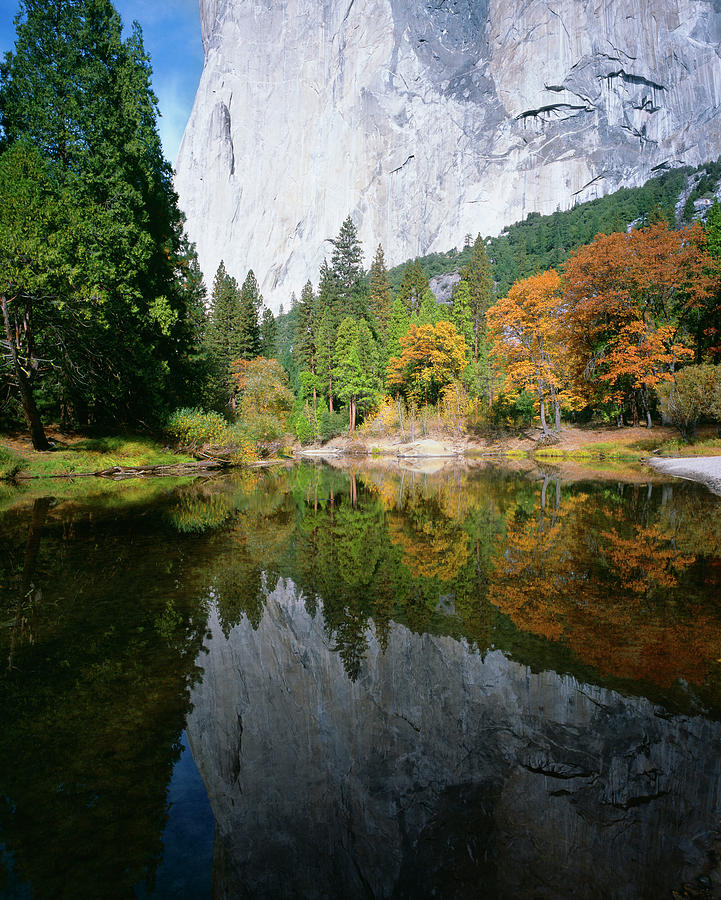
[539, 396, 549, 435]
[349, 397, 356, 434]
[1, 295, 50, 451]
[349, 471, 357, 508]
[641, 384, 652, 428]
[328, 374, 333, 414]
[552, 392, 561, 432]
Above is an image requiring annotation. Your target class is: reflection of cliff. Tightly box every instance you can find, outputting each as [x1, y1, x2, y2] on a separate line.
[187, 583, 721, 899]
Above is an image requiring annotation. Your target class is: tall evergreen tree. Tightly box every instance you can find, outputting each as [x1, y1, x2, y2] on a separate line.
[330, 216, 368, 320]
[701, 201, 721, 362]
[333, 317, 381, 433]
[294, 280, 318, 405]
[316, 308, 337, 413]
[368, 244, 393, 338]
[0, 0, 202, 432]
[383, 298, 410, 377]
[259, 307, 278, 358]
[397, 261, 429, 316]
[315, 261, 341, 411]
[462, 235, 495, 364]
[451, 279, 474, 355]
[416, 290, 441, 326]
[206, 261, 243, 401]
[238, 269, 261, 359]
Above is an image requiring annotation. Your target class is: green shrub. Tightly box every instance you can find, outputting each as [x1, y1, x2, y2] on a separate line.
[0, 446, 23, 479]
[319, 408, 347, 441]
[165, 408, 232, 449]
[292, 410, 315, 445]
[235, 413, 286, 445]
[657, 365, 721, 440]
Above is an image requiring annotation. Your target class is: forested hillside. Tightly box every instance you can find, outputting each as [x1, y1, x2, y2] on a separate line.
[388, 162, 721, 297]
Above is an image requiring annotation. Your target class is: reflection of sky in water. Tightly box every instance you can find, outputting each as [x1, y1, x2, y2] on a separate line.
[139, 732, 214, 900]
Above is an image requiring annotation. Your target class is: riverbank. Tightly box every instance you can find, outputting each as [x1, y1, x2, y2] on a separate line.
[316, 423, 721, 463]
[4, 424, 721, 484]
[646, 456, 721, 496]
[0, 431, 197, 479]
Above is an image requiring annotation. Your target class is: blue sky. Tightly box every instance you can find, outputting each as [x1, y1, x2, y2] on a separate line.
[0, 0, 204, 164]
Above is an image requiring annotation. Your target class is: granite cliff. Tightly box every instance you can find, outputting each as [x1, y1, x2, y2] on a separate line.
[186, 582, 721, 898]
[175, 0, 721, 308]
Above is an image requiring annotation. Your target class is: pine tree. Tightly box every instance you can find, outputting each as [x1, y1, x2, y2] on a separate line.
[259, 307, 277, 358]
[330, 215, 368, 319]
[294, 280, 318, 405]
[451, 279, 474, 355]
[315, 260, 342, 411]
[368, 244, 393, 338]
[462, 235, 495, 363]
[206, 261, 243, 398]
[397, 261, 429, 316]
[0, 0, 202, 430]
[416, 289, 440, 326]
[383, 298, 410, 379]
[333, 317, 381, 433]
[238, 269, 261, 359]
[316, 308, 336, 413]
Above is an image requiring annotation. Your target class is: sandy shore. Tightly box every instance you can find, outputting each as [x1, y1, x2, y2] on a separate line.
[646, 456, 721, 496]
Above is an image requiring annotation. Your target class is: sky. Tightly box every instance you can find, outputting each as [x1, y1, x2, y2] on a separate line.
[0, 0, 204, 164]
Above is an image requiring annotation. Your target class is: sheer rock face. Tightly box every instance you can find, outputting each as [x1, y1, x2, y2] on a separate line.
[186, 582, 721, 898]
[175, 0, 721, 308]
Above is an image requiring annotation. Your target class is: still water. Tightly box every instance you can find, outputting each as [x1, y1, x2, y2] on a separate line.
[1, 461, 720, 899]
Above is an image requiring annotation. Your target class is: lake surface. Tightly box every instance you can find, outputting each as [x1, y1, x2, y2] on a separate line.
[1, 462, 721, 898]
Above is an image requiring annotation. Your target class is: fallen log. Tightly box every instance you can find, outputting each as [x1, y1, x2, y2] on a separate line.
[94, 460, 231, 479]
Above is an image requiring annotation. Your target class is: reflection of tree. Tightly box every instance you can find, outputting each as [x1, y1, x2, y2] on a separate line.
[388, 494, 469, 582]
[0, 498, 209, 899]
[281, 468, 513, 677]
[489, 480, 721, 688]
[192, 476, 296, 635]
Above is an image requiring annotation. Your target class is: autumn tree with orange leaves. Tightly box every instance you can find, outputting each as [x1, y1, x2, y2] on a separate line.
[386, 321, 467, 405]
[563, 222, 715, 426]
[487, 269, 575, 434]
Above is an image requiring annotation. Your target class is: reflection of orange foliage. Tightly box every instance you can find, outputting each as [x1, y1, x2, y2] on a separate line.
[489, 485, 720, 687]
[388, 516, 469, 581]
[384, 486, 471, 582]
[599, 524, 695, 595]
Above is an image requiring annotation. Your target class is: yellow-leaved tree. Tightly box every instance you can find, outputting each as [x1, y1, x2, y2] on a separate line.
[486, 269, 575, 434]
[386, 321, 467, 405]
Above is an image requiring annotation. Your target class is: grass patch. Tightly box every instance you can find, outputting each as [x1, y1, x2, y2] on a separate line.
[2, 434, 196, 479]
[656, 437, 721, 457]
[535, 442, 643, 462]
[582, 442, 641, 460]
[0, 445, 23, 479]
